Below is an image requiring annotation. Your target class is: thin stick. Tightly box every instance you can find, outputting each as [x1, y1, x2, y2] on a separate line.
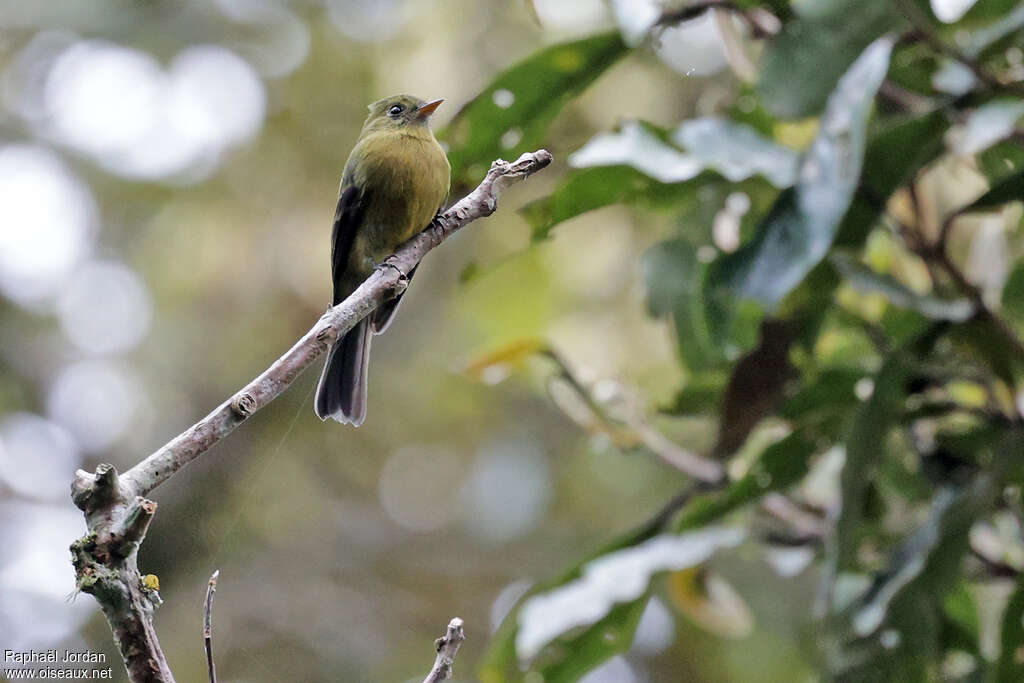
[657, 1, 780, 38]
[422, 618, 466, 683]
[541, 348, 726, 484]
[204, 570, 219, 683]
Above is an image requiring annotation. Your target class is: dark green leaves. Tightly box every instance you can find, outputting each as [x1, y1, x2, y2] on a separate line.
[831, 354, 910, 574]
[758, 0, 898, 118]
[674, 430, 819, 531]
[831, 252, 975, 321]
[712, 38, 894, 309]
[441, 31, 628, 186]
[642, 239, 720, 371]
[521, 165, 701, 240]
[514, 528, 744, 663]
[962, 167, 1024, 212]
[997, 577, 1024, 682]
[521, 117, 794, 239]
[833, 479, 996, 681]
[480, 526, 744, 683]
[671, 118, 798, 188]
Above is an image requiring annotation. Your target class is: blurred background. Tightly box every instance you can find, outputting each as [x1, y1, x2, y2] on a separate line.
[0, 1, 823, 681]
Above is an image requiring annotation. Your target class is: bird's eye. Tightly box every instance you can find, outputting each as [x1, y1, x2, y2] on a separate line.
[388, 105, 404, 117]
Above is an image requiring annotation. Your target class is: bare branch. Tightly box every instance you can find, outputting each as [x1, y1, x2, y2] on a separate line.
[542, 348, 726, 484]
[423, 618, 466, 683]
[67, 151, 552, 683]
[204, 570, 219, 683]
[69, 465, 173, 683]
[657, 1, 780, 39]
[72, 149, 552, 503]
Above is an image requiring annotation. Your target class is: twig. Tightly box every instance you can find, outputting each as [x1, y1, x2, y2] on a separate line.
[761, 493, 827, 540]
[898, 182, 1024, 393]
[204, 570, 219, 683]
[422, 618, 466, 683]
[933, 248, 1024, 366]
[68, 150, 552, 683]
[898, 0, 1024, 97]
[877, 80, 935, 115]
[541, 348, 726, 484]
[656, 1, 780, 38]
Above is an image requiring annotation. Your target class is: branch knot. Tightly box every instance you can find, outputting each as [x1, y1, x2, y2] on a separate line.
[230, 392, 257, 418]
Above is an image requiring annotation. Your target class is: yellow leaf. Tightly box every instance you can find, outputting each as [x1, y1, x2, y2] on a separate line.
[667, 567, 754, 638]
[464, 338, 547, 383]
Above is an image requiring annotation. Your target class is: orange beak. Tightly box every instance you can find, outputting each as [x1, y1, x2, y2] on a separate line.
[415, 98, 444, 120]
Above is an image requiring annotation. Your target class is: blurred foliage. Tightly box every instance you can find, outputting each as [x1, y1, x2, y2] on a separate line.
[2, 0, 1024, 682]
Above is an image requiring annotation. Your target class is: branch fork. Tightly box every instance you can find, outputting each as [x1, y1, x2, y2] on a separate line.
[68, 150, 551, 683]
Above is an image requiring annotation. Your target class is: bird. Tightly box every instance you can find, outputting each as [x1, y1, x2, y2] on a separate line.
[315, 95, 450, 425]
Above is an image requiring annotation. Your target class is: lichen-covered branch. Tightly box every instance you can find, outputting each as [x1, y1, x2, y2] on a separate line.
[422, 618, 466, 683]
[68, 150, 552, 683]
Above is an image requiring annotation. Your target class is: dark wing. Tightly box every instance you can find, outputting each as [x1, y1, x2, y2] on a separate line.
[331, 184, 369, 305]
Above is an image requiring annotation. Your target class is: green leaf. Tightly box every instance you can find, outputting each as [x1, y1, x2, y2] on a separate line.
[997, 576, 1024, 682]
[524, 598, 649, 683]
[961, 4, 1024, 57]
[481, 430, 816, 683]
[441, 31, 629, 186]
[521, 115, 794, 240]
[674, 430, 819, 531]
[569, 118, 799, 188]
[671, 118, 799, 189]
[979, 141, 1024, 183]
[515, 528, 745, 664]
[642, 239, 722, 371]
[947, 99, 1024, 156]
[1003, 263, 1024, 323]
[941, 582, 981, 656]
[834, 479, 996, 680]
[712, 38, 894, 309]
[963, 167, 1024, 212]
[831, 354, 911, 574]
[659, 371, 729, 416]
[758, 0, 898, 118]
[521, 165, 702, 240]
[568, 120, 703, 183]
[836, 111, 949, 247]
[830, 252, 975, 321]
[780, 366, 864, 438]
[933, 5, 1024, 94]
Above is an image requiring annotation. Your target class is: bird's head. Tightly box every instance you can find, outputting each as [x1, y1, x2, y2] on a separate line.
[362, 94, 443, 134]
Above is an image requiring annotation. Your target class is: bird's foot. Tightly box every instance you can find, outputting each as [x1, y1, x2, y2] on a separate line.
[377, 256, 409, 283]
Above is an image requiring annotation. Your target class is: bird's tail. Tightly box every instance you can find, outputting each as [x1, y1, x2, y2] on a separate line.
[314, 318, 371, 425]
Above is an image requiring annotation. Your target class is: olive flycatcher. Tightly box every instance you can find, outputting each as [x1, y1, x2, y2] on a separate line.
[315, 95, 450, 425]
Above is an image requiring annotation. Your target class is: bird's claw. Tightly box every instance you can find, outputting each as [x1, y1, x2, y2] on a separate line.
[377, 257, 408, 283]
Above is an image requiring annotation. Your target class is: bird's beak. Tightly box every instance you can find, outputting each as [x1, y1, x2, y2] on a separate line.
[415, 99, 444, 120]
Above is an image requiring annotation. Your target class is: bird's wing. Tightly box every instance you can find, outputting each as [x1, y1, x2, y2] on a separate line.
[331, 183, 369, 305]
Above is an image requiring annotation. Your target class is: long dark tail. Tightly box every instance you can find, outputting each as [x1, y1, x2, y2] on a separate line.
[314, 319, 371, 425]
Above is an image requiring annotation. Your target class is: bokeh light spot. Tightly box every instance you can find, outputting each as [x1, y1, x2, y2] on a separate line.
[0, 145, 95, 305]
[378, 446, 463, 531]
[43, 40, 265, 180]
[461, 443, 552, 543]
[56, 260, 152, 354]
[47, 359, 143, 453]
[0, 414, 81, 500]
